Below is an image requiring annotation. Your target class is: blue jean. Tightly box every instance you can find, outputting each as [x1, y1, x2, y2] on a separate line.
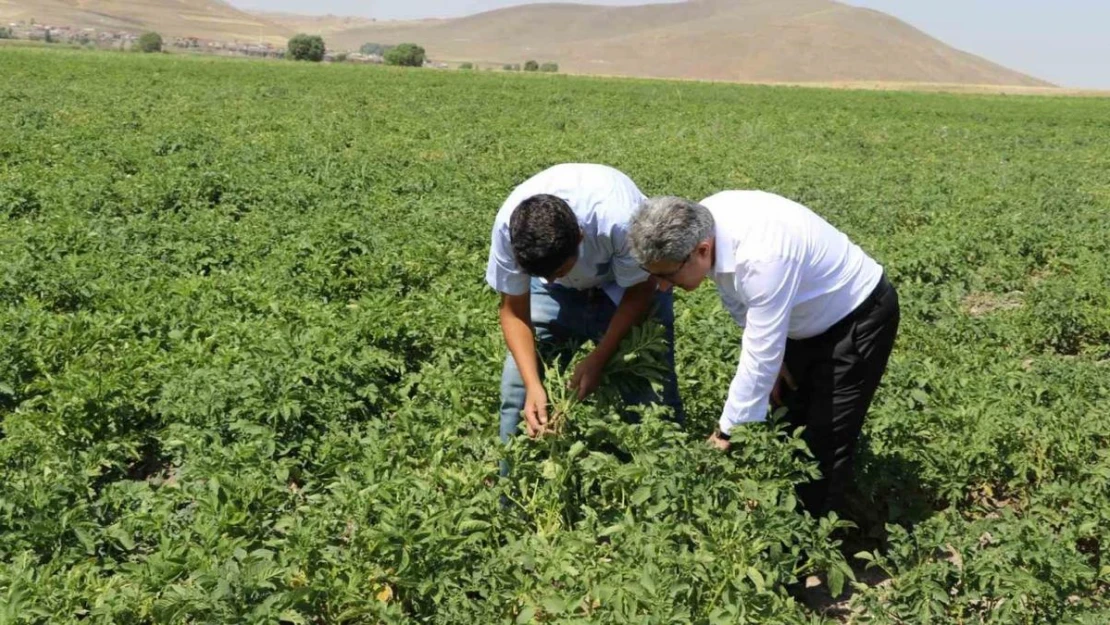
[499, 278, 685, 446]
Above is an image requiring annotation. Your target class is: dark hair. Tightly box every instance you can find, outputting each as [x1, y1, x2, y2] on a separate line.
[509, 194, 580, 277]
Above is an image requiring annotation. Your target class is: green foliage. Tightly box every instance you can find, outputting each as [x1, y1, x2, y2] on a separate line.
[499, 324, 852, 622]
[524, 59, 539, 72]
[503, 63, 521, 71]
[0, 27, 13, 40]
[459, 62, 474, 70]
[359, 42, 391, 56]
[0, 47, 1109, 623]
[384, 43, 426, 67]
[286, 34, 324, 62]
[540, 62, 559, 73]
[137, 32, 162, 53]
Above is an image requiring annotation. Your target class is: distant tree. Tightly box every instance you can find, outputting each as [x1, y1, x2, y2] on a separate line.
[0, 27, 14, 40]
[384, 43, 425, 67]
[502, 63, 515, 71]
[43, 28, 53, 43]
[334, 52, 349, 63]
[459, 62, 473, 70]
[287, 34, 325, 62]
[359, 42, 393, 56]
[540, 62, 559, 73]
[137, 32, 162, 53]
[523, 60, 539, 72]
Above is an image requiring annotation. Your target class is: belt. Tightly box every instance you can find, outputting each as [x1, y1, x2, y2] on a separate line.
[839, 273, 891, 327]
[796, 274, 891, 344]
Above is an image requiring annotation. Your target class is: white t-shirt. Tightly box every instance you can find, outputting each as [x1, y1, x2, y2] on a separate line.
[702, 191, 884, 433]
[485, 164, 649, 304]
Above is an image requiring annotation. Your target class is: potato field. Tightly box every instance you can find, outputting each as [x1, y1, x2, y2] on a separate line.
[1, 48, 1109, 623]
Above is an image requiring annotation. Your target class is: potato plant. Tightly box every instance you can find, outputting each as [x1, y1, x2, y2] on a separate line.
[0, 47, 1108, 623]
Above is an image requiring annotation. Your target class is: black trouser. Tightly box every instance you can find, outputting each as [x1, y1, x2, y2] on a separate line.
[781, 275, 900, 516]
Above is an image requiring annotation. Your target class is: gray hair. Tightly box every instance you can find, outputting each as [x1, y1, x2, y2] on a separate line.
[629, 196, 715, 266]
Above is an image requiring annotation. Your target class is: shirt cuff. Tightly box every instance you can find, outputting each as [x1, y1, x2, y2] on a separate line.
[718, 409, 767, 436]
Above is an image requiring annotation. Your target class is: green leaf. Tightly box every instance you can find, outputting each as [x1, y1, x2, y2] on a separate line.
[541, 459, 558, 480]
[515, 604, 535, 624]
[639, 569, 657, 594]
[747, 567, 766, 593]
[109, 526, 135, 551]
[828, 567, 845, 598]
[598, 524, 624, 537]
[540, 596, 567, 615]
[567, 441, 587, 459]
[74, 527, 96, 554]
[279, 610, 308, 624]
[459, 519, 490, 533]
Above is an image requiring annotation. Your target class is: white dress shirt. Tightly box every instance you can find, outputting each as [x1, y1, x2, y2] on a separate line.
[702, 191, 884, 434]
[486, 164, 649, 304]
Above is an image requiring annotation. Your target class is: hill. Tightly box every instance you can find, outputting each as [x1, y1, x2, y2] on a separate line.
[0, 0, 1051, 86]
[327, 0, 1050, 86]
[250, 10, 378, 36]
[0, 0, 289, 44]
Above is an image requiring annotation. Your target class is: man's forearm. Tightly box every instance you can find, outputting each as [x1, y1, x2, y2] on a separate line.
[499, 296, 542, 389]
[593, 280, 657, 363]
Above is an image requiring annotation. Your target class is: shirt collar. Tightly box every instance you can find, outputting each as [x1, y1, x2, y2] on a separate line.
[710, 204, 736, 277]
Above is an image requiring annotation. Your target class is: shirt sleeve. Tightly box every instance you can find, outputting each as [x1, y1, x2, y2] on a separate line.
[719, 257, 802, 433]
[722, 293, 748, 328]
[485, 218, 530, 295]
[606, 180, 650, 288]
[609, 221, 650, 288]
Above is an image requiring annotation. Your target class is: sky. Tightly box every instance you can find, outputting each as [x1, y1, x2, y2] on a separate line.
[226, 0, 1110, 88]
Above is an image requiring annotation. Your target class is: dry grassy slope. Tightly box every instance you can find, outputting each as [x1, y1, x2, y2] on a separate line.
[328, 0, 1050, 87]
[253, 11, 378, 36]
[0, 0, 289, 43]
[0, 0, 1052, 87]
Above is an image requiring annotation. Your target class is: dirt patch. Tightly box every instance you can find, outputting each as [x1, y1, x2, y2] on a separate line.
[795, 565, 894, 623]
[962, 291, 1023, 317]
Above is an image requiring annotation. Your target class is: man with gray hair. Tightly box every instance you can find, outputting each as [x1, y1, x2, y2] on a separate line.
[629, 191, 899, 516]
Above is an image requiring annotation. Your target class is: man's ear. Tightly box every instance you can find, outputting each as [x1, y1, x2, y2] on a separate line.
[697, 239, 713, 258]
[578, 228, 585, 244]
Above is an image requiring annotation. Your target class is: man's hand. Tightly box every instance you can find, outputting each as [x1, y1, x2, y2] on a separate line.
[770, 363, 798, 408]
[569, 352, 605, 401]
[707, 430, 731, 451]
[522, 384, 550, 437]
[584, 280, 655, 398]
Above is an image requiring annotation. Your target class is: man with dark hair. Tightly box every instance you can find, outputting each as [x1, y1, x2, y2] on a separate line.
[487, 164, 684, 448]
[508, 194, 581, 277]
